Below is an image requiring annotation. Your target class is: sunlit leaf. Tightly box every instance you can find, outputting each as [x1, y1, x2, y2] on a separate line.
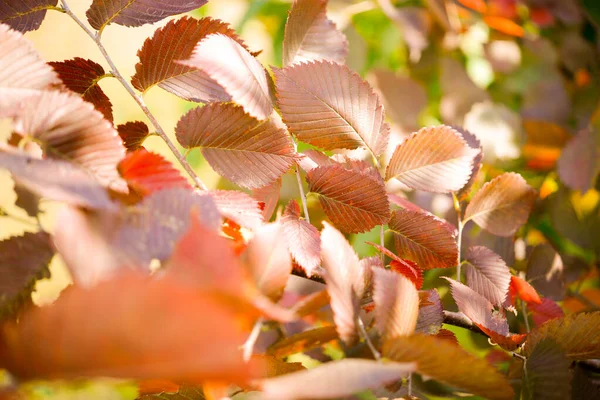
[252, 178, 281, 222]
[457, 0, 487, 13]
[282, 200, 321, 277]
[320, 222, 365, 345]
[0, 0, 57, 32]
[205, 190, 263, 230]
[525, 339, 572, 400]
[179, 34, 272, 120]
[274, 60, 389, 157]
[373, 268, 419, 340]
[307, 163, 390, 233]
[557, 127, 599, 193]
[388, 209, 458, 270]
[267, 326, 338, 358]
[464, 172, 536, 237]
[282, 0, 347, 66]
[176, 103, 296, 189]
[522, 120, 570, 170]
[510, 275, 542, 305]
[131, 17, 251, 102]
[464, 246, 511, 307]
[86, 0, 208, 31]
[386, 125, 479, 193]
[483, 16, 525, 37]
[0, 232, 54, 319]
[453, 126, 483, 199]
[416, 290, 444, 334]
[259, 359, 414, 400]
[368, 241, 423, 289]
[530, 297, 564, 327]
[118, 149, 190, 197]
[526, 243, 565, 300]
[117, 121, 150, 152]
[383, 334, 514, 400]
[49, 58, 113, 121]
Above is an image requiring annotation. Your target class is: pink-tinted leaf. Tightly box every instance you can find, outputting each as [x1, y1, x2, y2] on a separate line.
[454, 126, 483, 199]
[0, 232, 54, 319]
[274, 60, 389, 157]
[388, 209, 458, 270]
[416, 289, 444, 334]
[9, 90, 126, 191]
[281, 200, 321, 277]
[530, 298, 564, 327]
[526, 243, 565, 300]
[307, 163, 390, 233]
[557, 127, 599, 193]
[131, 17, 251, 102]
[525, 339, 572, 400]
[0, 149, 114, 210]
[0, 1, 57, 33]
[385, 125, 479, 193]
[464, 246, 511, 307]
[117, 121, 150, 152]
[243, 221, 292, 301]
[296, 149, 335, 172]
[510, 275, 542, 305]
[373, 268, 419, 340]
[383, 334, 514, 400]
[260, 359, 414, 400]
[204, 190, 263, 230]
[176, 103, 296, 189]
[320, 222, 365, 345]
[179, 34, 272, 120]
[86, 0, 208, 31]
[252, 178, 281, 221]
[464, 172, 536, 237]
[282, 0, 347, 66]
[118, 149, 190, 197]
[49, 58, 113, 121]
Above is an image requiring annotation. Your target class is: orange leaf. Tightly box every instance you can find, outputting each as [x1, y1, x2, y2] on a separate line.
[483, 16, 525, 37]
[457, 0, 487, 13]
[510, 275, 542, 305]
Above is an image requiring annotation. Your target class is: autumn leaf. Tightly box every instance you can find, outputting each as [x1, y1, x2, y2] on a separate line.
[137, 385, 205, 399]
[383, 334, 514, 400]
[117, 121, 150, 152]
[266, 326, 338, 358]
[525, 339, 572, 400]
[464, 246, 511, 307]
[385, 125, 479, 193]
[510, 275, 542, 305]
[282, 0, 348, 66]
[557, 127, 599, 193]
[281, 200, 321, 277]
[86, 0, 208, 31]
[0, 232, 54, 319]
[253, 178, 281, 221]
[176, 103, 296, 189]
[373, 268, 419, 340]
[49, 58, 113, 121]
[526, 243, 565, 300]
[204, 190, 263, 230]
[530, 297, 564, 327]
[464, 172, 536, 237]
[274, 60, 389, 157]
[388, 209, 458, 270]
[416, 290, 444, 334]
[179, 34, 272, 120]
[259, 359, 414, 400]
[454, 126, 483, 199]
[483, 16, 525, 37]
[367, 241, 422, 289]
[307, 163, 390, 233]
[0, 0, 58, 32]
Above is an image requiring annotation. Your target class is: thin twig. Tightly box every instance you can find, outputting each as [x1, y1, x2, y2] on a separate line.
[59, 0, 207, 190]
[452, 193, 464, 281]
[407, 373, 413, 397]
[242, 318, 264, 362]
[295, 166, 310, 223]
[0, 208, 40, 229]
[379, 225, 385, 264]
[357, 317, 381, 360]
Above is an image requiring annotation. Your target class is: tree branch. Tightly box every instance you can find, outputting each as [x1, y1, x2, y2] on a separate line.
[442, 310, 484, 335]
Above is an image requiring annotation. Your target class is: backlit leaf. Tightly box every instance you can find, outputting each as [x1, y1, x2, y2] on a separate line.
[176, 103, 296, 189]
[274, 60, 389, 157]
[383, 334, 514, 400]
[252, 178, 281, 221]
[320, 222, 365, 345]
[373, 268, 419, 340]
[510, 275, 542, 305]
[464, 172, 536, 237]
[526, 243, 565, 300]
[525, 339, 572, 400]
[205, 190, 263, 230]
[390, 259, 422, 289]
[259, 359, 414, 400]
[0, 0, 57, 32]
[307, 163, 390, 233]
[385, 125, 479, 193]
[464, 246, 511, 307]
[530, 297, 564, 327]
[483, 16, 525, 37]
[49, 58, 113, 121]
[0, 232, 54, 319]
[179, 34, 272, 120]
[282, 0, 348, 66]
[117, 121, 150, 152]
[415, 290, 444, 334]
[557, 127, 599, 193]
[86, 0, 208, 31]
[282, 200, 321, 277]
[454, 126, 483, 199]
[388, 209, 458, 270]
[266, 326, 338, 358]
[131, 17, 250, 102]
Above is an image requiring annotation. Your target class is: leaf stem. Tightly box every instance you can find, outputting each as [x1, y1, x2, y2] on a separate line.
[59, 0, 207, 190]
[241, 317, 264, 362]
[0, 207, 40, 229]
[452, 192, 464, 281]
[357, 317, 381, 361]
[379, 225, 385, 263]
[295, 165, 310, 223]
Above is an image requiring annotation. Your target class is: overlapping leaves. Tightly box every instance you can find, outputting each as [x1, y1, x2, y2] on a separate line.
[281, 200, 321, 277]
[373, 268, 419, 340]
[464, 246, 511, 307]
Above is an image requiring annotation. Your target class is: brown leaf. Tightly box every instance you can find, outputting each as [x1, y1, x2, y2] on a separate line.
[176, 103, 296, 189]
[86, 0, 208, 31]
[525, 339, 572, 400]
[0, 232, 54, 319]
[274, 60, 389, 157]
[0, 1, 57, 32]
[131, 17, 251, 102]
[307, 163, 390, 233]
[385, 125, 479, 193]
[179, 34, 272, 120]
[388, 209, 458, 270]
[383, 334, 514, 400]
[259, 359, 414, 400]
[117, 121, 150, 152]
[373, 268, 419, 340]
[557, 127, 599, 193]
[137, 385, 205, 399]
[320, 222, 365, 345]
[281, 200, 321, 277]
[415, 289, 444, 334]
[464, 172, 536, 237]
[291, 290, 330, 317]
[526, 243, 565, 300]
[49, 58, 113, 121]
[267, 326, 338, 358]
[464, 246, 511, 307]
[282, 0, 347, 66]
[204, 190, 263, 230]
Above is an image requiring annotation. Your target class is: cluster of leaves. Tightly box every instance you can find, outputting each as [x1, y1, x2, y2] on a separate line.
[0, 0, 599, 399]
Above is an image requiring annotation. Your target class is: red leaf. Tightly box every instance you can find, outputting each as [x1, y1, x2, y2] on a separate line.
[282, 0, 348, 66]
[281, 200, 321, 277]
[118, 149, 190, 196]
[117, 121, 150, 152]
[0, 0, 58, 32]
[476, 324, 527, 351]
[367, 241, 423, 289]
[373, 268, 419, 340]
[530, 297, 564, 327]
[510, 275, 542, 305]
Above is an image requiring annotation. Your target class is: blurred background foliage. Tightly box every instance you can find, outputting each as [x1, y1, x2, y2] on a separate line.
[1, 0, 600, 398]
